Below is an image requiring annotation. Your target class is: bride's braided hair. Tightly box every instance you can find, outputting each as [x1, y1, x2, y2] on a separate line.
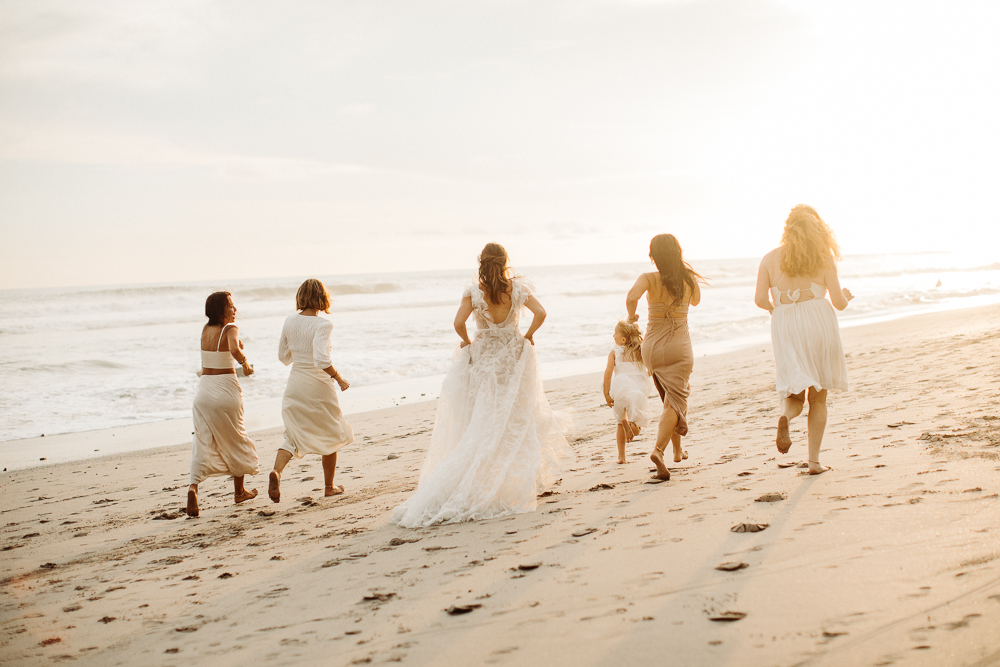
[478, 243, 513, 305]
[780, 204, 841, 277]
[615, 320, 643, 363]
[649, 234, 703, 306]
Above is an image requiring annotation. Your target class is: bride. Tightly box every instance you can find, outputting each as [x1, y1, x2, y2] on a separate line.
[392, 243, 574, 528]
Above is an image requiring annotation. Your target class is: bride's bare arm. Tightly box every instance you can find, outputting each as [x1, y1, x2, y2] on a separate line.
[454, 296, 474, 347]
[522, 295, 546, 345]
[626, 275, 648, 322]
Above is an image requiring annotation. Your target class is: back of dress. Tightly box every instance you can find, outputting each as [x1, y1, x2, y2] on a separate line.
[466, 277, 533, 333]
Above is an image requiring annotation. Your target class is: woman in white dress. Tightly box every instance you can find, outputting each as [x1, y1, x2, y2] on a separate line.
[187, 291, 260, 517]
[754, 205, 854, 474]
[268, 279, 353, 502]
[392, 243, 574, 528]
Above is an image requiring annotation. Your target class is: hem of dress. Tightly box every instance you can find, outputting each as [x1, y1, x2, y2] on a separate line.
[190, 467, 260, 485]
[776, 381, 848, 398]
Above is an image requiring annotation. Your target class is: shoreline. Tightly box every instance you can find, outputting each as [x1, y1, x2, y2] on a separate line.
[1, 303, 998, 665]
[5, 294, 1000, 473]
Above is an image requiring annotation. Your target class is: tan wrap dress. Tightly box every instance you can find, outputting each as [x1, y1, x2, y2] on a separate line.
[639, 276, 693, 437]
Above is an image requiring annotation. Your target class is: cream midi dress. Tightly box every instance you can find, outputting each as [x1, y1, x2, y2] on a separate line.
[189, 325, 260, 484]
[278, 314, 354, 457]
[770, 279, 849, 397]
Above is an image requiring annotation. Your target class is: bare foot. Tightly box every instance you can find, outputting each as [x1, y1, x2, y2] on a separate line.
[807, 464, 831, 475]
[324, 485, 345, 497]
[617, 457, 626, 464]
[186, 488, 199, 517]
[628, 422, 641, 440]
[235, 488, 258, 504]
[268, 471, 281, 503]
[776, 415, 791, 454]
[650, 449, 671, 480]
[673, 449, 689, 463]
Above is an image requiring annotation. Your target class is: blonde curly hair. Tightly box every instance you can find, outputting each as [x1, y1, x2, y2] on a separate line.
[615, 320, 643, 364]
[780, 205, 841, 277]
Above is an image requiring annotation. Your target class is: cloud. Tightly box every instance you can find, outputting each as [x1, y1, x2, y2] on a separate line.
[0, 122, 386, 178]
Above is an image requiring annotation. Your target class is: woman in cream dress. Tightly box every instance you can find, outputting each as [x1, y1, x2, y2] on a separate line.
[626, 234, 702, 481]
[754, 204, 853, 474]
[187, 291, 260, 517]
[268, 279, 353, 502]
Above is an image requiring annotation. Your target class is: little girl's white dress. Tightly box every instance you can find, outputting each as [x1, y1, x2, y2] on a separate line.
[609, 345, 656, 428]
[391, 277, 574, 528]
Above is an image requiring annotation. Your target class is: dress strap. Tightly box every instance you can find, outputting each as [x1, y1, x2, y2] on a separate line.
[216, 323, 234, 351]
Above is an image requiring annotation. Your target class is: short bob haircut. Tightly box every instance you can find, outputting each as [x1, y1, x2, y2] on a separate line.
[205, 291, 232, 326]
[296, 278, 331, 313]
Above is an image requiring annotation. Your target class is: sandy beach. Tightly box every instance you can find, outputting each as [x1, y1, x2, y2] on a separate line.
[2, 304, 999, 666]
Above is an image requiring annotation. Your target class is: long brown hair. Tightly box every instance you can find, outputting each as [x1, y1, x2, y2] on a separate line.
[478, 243, 512, 305]
[649, 234, 702, 305]
[780, 205, 841, 277]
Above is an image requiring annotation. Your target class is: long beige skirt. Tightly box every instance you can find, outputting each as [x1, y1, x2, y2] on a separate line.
[641, 317, 693, 436]
[190, 374, 260, 485]
[281, 363, 354, 457]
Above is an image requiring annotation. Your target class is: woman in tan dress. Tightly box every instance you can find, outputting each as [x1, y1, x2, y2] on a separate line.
[626, 234, 702, 481]
[268, 279, 353, 502]
[187, 291, 260, 517]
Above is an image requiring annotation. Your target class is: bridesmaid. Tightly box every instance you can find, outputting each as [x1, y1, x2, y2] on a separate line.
[187, 291, 260, 517]
[754, 204, 852, 474]
[268, 279, 353, 502]
[626, 234, 702, 481]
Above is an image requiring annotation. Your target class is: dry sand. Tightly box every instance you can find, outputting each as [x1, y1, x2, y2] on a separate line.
[2, 304, 999, 666]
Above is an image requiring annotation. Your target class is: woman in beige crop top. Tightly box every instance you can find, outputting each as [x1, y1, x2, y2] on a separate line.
[187, 291, 260, 517]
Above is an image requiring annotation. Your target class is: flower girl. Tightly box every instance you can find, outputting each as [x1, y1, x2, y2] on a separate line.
[602, 321, 656, 464]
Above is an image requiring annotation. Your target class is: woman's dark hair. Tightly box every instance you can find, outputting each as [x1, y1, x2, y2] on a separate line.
[205, 291, 232, 326]
[478, 243, 512, 305]
[649, 234, 703, 305]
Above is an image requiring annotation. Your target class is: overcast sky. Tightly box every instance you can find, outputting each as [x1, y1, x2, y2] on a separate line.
[1, 0, 998, 289]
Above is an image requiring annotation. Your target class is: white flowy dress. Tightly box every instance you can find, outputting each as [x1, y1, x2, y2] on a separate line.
[391, 278, 574, 528]
[770, 281, 849, 397]
[278, 314, 354, 457]
[609, 345, 656, 428]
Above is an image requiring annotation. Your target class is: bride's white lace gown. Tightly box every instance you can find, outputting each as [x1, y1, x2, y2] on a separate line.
[392, 278, 574, 528]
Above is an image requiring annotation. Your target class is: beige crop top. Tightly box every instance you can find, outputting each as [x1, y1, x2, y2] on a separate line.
[201, 323, 236, 369]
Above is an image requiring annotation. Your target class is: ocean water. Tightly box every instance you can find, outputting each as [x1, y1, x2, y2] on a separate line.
[1, 252, 998, 443]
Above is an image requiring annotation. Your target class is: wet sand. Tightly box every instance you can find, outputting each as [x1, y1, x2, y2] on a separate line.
[2, 304, 999, 666]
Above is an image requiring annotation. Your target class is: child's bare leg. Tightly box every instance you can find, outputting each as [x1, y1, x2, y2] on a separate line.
[233, 475, 257, 503]
[621, 408, 634, 442]
[671, 433, 688, 462]
[650, 404, 678, 480]
[777, 391, 805, 454]
[269, 449, 293, 503]
[323, 453, 344, 496]
[616, 423, 627, 464]
[186, 483, 199, 517]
